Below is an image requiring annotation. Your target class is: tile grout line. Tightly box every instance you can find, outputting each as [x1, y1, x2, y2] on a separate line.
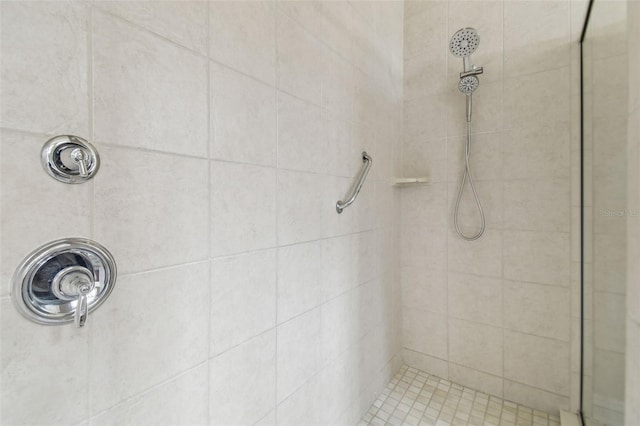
[205, 1, 213, 424]
[273, 2, 281, 422]
[86, 3, 95, 423]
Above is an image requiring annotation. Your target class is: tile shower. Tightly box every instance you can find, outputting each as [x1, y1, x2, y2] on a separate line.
[0, 1, 638, 426]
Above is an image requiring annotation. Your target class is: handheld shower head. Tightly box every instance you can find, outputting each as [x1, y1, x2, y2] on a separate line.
[450, 28, 480, 72]
[459, 75, 479, 123]
[458, 75, 479, 95]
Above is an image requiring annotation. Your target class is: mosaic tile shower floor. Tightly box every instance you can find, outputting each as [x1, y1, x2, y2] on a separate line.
[359, 366, 561, 426]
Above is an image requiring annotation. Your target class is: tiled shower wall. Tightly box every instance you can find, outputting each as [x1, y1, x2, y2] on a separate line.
[625, 1, 640, 424]
[399, 0, 587, 414]
[0, 1, 404, 424]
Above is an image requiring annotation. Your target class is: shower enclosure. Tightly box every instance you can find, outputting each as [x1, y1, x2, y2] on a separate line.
[2, 0, 639, 425]
[580, 1, 635, 425]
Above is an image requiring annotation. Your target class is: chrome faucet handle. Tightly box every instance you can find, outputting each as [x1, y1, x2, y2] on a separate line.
[41, 135, 100, 184]
[75, 284, 91, 328]
[51, 265, 96, 328]
[70, 147, 89, 178]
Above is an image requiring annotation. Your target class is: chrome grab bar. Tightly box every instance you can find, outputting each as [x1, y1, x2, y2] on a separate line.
[336, 151, 372, 214]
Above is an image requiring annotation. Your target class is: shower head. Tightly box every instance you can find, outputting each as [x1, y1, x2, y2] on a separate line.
[458, 75, 479, 95]
[459, 75, 479, 123]
[450, 28, 481, 73]
[450, 28, 480, 57]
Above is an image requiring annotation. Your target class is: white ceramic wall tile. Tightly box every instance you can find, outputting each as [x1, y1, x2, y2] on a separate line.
[276, 307, 322, 402]
[89, 262, 209, 413]
[504, 280, 571, 342]
[354, 279, 378, 339]
[502, 123, 571, 180]
[209, 331, 276, 426]
[401, 266, 447, 315]
[276, 12, 324, 104]
[504, 67, 571, 130]
[211, 161, 277, 257]
[448, 362, 504, 399]
[447, 229, 502, 278]
[321, 110, 353, 177]
[277, 241, 323, 324]
[401, 183, 447, 227]
[503, 230, 571, 287]
[625, 319, 640, 425]
[504, 0, 570, 77]
[353, 71, 379, 125]
[321, 34, 354, 120]
[94, 146, 208, 275]
[321, 235, 354, 301]
[90, 364, 208, 426]
[276, 0, 322, 40]
[0, 2, 88, 135]
[254, 409, 277, 426]
[593, 291, 626, 353]
[350, 10, 379, 77]
[277, 374, 322, 426]
[448, 272, 502, 327]
[401, 349, 449, 382]
[404, 52, 447, 101]
[276, 91, 323, 173]
[0, 130, 92, 297]
[210, 249, 276, 356]
[503, 380, 570, 414]
[318, 351, 355, 425]
[402, 308, 448, 360]
[504, 330, 570, 396]
[95, 1, 208, 54]
[321, 0, 355, 59]
[210, 63, 277, 167]
[593, 348, 625, 405]
[449, 319, 503, 376]
[403, 96, 447, 142]
[209, 1, 276, 86]
[1, 299, 89, 426]
[403, 1, 447, 61]
[593, 233, 627, 294]
[401, 225, 447, 270]
[321, 292, 355, 366]
[503, 178, 571, 233]
[277, 169, 324, 246]
[93, 11, 208, 157]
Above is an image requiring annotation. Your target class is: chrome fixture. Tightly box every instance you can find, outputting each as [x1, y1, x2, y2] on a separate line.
[11, 238, 117, 327]
[450, 27, 483, 75]
[41, 135, 100, 183]
[336, 152, 372, 214]
[450, 27, 485, 241]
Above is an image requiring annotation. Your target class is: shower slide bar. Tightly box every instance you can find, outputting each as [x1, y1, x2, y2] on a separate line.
[336, 151, 372, 214]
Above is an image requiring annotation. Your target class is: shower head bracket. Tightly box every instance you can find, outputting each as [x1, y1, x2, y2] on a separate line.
[460, 67, 484, 79]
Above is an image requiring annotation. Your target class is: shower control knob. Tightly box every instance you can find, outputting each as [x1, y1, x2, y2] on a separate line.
[41, 135, 100, 184]
[11, 238, 117, 327]
[70, 147, 90, 177]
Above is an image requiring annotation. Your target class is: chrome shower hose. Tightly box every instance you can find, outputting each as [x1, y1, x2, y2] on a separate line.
[453, 122, 485, 241]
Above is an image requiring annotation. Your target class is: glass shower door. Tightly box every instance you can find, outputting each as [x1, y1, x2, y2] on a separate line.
[581, 1, 628, 424]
